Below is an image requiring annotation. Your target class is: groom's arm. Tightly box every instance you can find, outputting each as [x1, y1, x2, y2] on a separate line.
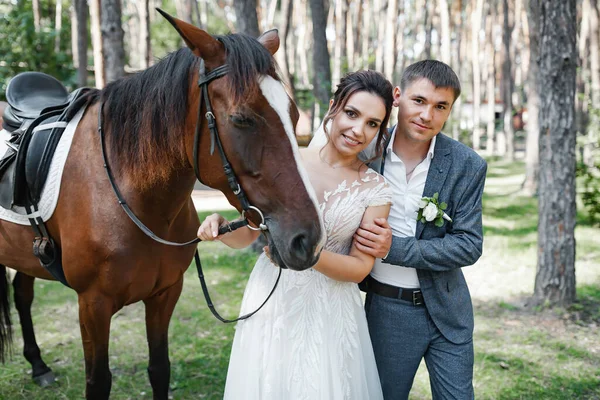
[384, 160, 487, 272]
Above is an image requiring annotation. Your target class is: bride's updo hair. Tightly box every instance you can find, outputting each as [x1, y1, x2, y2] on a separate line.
[322, 70, 394, 160]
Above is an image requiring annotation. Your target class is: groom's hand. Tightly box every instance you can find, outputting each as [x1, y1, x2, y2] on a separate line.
[353, 217, 392, 259]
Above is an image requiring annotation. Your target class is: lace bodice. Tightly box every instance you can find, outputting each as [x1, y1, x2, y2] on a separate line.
[320, 168, 392, 255]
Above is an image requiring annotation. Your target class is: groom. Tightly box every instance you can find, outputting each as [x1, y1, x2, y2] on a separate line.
[355, 60, 487, 399]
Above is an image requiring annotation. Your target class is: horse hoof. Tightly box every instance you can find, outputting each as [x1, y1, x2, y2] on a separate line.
[33, 371, 56, 387]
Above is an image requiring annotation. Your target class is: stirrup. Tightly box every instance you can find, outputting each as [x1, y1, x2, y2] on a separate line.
[33, 237, 55, 264]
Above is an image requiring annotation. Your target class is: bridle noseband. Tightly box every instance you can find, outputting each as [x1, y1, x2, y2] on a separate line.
[97, 59, 279, 323]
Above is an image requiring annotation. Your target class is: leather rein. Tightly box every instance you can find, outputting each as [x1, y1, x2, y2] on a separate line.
[97, 60, 280, 323]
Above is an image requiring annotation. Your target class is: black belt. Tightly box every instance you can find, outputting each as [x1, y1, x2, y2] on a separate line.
[360, 275, 424, 306]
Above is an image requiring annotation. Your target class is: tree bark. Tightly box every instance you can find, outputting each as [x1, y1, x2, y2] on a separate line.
[332, 0, 345, 85]
[501, 0, 515, 160]
[101, 0, 126, 84]
[32, 0, 41, 32]
[375, 0, 386, 72]
[73, 0, 89, 87]
[89, 0, 105, 88]
[309, 0, 332, 118]
[297, 0, 310, 87]
[277, 0, 294, 97]
[523, 0, 540, 195]
[384, 0, 398, 80]
[485, 1, 497, 155]
[471, 0, 484, 151]
[139, 0, 150, 69]
[234, 0, 260, 37]
[438, 0, 451, 64]
[534, 0, 577, 307]
[361, 0, 372, 69]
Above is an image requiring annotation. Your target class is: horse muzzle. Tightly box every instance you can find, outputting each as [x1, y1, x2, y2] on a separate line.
[265, 223, 322, 271]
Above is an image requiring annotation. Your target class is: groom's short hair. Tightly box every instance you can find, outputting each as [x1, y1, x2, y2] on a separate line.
[401, 60, 461, 102]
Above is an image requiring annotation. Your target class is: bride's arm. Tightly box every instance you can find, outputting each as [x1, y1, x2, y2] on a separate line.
[197, 213, 261, 249]
[312, 204, 391, 283]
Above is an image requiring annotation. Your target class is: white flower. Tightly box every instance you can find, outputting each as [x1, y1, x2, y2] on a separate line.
[423, 202, 438, 222]
[418, 199, 428, 209]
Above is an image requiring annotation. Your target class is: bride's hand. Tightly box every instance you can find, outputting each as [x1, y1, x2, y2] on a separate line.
[197, 213, 228, 241]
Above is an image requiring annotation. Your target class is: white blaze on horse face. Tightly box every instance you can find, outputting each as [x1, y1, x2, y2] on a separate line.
[258, 75, 326, 253]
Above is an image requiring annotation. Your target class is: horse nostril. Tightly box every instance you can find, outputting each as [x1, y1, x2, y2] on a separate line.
[290, 233, 310, 260]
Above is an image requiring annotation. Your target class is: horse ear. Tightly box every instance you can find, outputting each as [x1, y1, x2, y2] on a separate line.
[156, 8, 223, 61]
[258, 29, 280, 55]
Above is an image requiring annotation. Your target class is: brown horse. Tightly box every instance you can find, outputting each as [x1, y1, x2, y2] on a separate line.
[0, 11, 324, 400]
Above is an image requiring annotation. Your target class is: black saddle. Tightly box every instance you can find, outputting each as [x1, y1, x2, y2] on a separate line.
[0, 71, 94, 287]
[3, 72, 70, 132]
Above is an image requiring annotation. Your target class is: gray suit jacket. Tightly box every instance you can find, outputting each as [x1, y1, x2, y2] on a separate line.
[371, 131, 487, 344]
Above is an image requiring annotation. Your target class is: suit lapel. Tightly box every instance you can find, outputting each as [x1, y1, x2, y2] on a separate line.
[415, 134, 453, 239]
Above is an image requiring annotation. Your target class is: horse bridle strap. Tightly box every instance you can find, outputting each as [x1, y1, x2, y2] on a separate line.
[194, 61, 266, 231]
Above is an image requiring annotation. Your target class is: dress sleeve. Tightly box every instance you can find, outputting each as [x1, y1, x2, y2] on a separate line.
[367, 179, 393, 208]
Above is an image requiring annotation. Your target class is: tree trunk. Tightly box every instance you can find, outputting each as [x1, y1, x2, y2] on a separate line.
[277, 0, 294, 97]
[234, 0, 260, 37]
[32, 0, 41, 32]
[471, 0, 484, 151]
[73, 0, 88, 87]
[423, 1, 432, 59]
[309, 0, 332, 118]
[501, 0, 515, 160]
[139, 0, 150, 69]
[438, 0, 450, 64]
[523, 0, 540, 195]
[384, 0, 398, 80]
[534, 0, 577, 307]
[89, 0, 105, 88]
[485, 1, 497, 155]
[297, 0, 310, 87]
[375, 0, 386, 72]
[101, 0, 125, 84]
[361, 0, 372, 69]
[54, 0, 63, 53]
[347, 0, 357, 71]
[332, 0, 345, 85]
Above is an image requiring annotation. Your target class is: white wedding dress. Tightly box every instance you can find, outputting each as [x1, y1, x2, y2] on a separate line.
[224, 168, 391, 400]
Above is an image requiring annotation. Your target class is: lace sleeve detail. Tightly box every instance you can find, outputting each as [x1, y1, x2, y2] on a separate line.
[367, 182, 392, 207]
[364, 171, 393, 208]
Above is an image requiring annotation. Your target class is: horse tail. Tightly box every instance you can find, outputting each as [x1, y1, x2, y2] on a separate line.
[0, 264, 12, 363]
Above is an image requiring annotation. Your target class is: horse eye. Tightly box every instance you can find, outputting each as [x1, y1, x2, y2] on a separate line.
[230, 114, 255, 128]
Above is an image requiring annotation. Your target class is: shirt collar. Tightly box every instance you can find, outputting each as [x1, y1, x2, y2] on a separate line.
[386, 126, 437, 160]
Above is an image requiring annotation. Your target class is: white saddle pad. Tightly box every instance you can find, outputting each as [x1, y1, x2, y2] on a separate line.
[0, 106, 86, 225]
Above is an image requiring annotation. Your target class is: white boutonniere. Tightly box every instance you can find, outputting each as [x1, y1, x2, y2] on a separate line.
[417, 192, 452, 227]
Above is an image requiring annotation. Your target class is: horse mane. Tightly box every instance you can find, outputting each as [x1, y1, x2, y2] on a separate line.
[89, 33, 279, 190]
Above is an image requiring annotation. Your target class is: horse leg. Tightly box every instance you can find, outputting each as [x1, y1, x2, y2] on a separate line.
[12, 272, 56, 386]
[143, 279, 184, 400]
[0, 264, 13, 364]
[78, 293, 115, 400]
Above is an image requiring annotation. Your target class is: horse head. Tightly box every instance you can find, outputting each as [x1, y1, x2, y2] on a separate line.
[159, 10, 325, 271]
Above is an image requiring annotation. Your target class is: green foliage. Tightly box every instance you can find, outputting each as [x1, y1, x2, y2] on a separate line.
[577, 161, 600, 226]
[0, 1, 76, 100]
[577, 107, 600, 226]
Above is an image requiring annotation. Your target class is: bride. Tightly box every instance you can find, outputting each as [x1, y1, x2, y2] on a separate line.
[198, 70, 393, 399]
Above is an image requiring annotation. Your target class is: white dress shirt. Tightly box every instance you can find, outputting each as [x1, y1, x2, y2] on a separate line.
[370, 128, 437, 288]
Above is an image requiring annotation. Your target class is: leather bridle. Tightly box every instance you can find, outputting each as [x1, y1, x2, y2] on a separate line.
[97, 59, 280, 323]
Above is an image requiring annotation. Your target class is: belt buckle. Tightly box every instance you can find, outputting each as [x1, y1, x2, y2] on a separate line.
[412, 290, 423, 306]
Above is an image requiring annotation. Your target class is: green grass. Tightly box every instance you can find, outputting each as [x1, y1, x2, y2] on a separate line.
[1, 160, 600, 399]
